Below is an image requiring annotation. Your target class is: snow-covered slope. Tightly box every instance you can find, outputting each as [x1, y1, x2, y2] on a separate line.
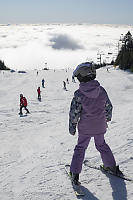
[0, 67, 133, 200]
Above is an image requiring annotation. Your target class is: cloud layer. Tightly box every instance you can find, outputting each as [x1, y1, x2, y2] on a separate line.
[49, 34, 83, 50]
[0, 24, 132, 70]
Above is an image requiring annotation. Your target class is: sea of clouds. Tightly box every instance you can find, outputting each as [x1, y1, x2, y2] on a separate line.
[0, 23, 133, 70]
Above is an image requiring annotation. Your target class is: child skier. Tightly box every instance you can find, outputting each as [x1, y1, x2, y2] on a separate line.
[19, 94, 30, 115]
[63, 81, 67, 90]
[66, 78, 69, 84]
[69, 62, 122, 185]
[72, 75, 76, 83]
[37, 87, 41, 100]
[42, 79, 45, 88]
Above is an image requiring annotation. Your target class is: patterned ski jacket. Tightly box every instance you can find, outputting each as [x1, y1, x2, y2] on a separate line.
[69, 80, 113, 136]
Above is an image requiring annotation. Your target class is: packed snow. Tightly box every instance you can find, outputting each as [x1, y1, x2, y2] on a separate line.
[0, 66, 133, 200]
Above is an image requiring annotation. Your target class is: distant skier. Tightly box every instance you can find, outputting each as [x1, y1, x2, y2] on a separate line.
[42, 78, 45, 88]
[72, 75, 76, 83]
[66, 78, 69, 84]
[63, 81, 67, 90]
[19, 94, 30, 115]
[69, 62, 122, 185]
[37, 71, 38, 76]
[37, 87, 41, 100]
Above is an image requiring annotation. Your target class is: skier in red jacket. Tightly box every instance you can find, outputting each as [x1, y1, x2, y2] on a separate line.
[19, 94, 30, 115]
[37, 87, 41, 100]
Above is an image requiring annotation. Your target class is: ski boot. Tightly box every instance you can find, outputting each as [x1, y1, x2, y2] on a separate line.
[101, 165, 123, 176]
[19, 112, 23, 115]
[70, 172, 81, 186]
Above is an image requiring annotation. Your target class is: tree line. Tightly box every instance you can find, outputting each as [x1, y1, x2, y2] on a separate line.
[0, 60, 10, 70]
[115, 31, 133, 72]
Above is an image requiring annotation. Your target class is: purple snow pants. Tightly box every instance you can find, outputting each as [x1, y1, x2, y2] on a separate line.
[70, 134, 116, 174]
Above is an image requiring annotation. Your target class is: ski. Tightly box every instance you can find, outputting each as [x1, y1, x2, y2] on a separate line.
[65, 164, 85, 197]
[84, 160, 133, 182]
[19, 112, 30, 117]
[19, 113, 27, 117]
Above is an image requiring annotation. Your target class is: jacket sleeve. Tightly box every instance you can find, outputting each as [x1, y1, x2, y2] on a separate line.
[20, 98, 23, 106]
[101, 87, 113, 122]
[104, 91, 113, 122]
[69, 90, 82, 135]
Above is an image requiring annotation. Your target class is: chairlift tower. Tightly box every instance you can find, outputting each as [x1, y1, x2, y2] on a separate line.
[97, 52, 104, 66]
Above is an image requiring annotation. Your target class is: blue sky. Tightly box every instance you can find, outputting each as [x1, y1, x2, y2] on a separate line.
[0, 0, 132, 25]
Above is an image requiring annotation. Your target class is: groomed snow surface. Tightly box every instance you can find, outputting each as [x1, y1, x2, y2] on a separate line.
[0, 66, 133, 200]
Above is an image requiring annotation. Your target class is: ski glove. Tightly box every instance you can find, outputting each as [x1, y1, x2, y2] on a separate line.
[70, 132, 76, 136]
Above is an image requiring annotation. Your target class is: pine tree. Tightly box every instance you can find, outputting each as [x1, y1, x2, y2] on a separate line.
[0, 60, 10, 70]
[115, 31, 133, 71]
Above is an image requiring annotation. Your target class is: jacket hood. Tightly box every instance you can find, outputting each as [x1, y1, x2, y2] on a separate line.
[79, 80, 101, 98]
